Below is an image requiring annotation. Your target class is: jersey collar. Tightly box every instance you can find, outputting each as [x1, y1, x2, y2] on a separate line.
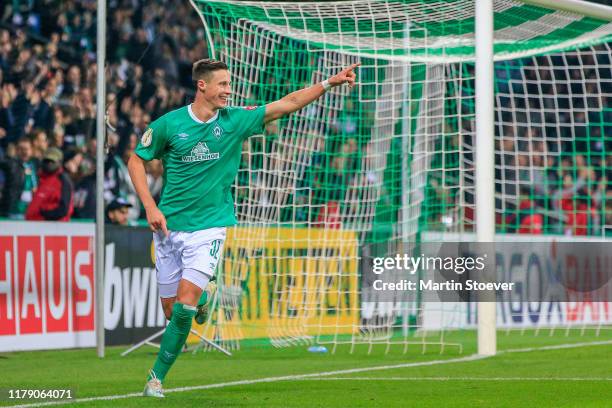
[188, 104, 218, 124]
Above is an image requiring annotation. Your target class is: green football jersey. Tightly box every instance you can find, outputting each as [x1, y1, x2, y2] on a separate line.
[134, 104, 265, 231]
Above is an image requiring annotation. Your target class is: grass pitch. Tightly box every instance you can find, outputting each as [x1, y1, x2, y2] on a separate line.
[1, 330, 610, 407]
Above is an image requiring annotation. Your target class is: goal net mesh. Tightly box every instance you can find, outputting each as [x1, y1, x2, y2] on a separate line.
[189, 0, 612, 352]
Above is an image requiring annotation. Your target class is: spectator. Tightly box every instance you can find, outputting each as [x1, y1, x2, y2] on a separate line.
[314, 201, 342, 229]
[63, 147, 83, 184]
[30, 128, 49, 159]
[73, 159, 96, 219]
[0, 136, 38, 218]
[61, 65, 81, 98]
[561, 187, 597, 236]
[105, 197, 132, 226]
[104, 134, 140, 221]
[0, 82, 19, 149]
[604, 193, 612, 237]
[25, 147, 73, 221]
[332, 99, 358, 137]
[146, 160, 163, 204]
[313, 154, 350, 227]
[517, 197, 544, 235]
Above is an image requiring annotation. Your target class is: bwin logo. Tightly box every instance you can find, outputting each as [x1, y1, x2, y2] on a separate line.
[212, 124, 223, 140]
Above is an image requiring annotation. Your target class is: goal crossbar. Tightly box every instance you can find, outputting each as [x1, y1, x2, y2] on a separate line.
[522, 0, 612, 22]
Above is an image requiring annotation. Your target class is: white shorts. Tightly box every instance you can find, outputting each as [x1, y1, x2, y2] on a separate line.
[153, 227, 226, 298]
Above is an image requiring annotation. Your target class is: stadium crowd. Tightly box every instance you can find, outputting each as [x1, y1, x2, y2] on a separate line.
[0, 1, 610, 236]
[491, 51, 611, 237]
[0, 0, 205, 223]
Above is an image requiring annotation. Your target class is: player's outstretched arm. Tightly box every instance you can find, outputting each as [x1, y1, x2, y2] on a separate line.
[264, 62, 360, 123]
[127, 154, 169, 236]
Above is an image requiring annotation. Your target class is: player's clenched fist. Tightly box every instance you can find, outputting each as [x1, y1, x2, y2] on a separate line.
[146, 206, 169, 236]
[328, 62, 360, 88]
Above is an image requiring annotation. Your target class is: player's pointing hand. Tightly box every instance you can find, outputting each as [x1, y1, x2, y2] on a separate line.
[328, 62, 360, 89]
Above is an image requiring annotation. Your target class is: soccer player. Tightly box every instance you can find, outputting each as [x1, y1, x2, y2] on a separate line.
[128, 58, 358, 397]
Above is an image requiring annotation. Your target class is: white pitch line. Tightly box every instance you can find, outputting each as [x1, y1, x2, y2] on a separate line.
[500, 339, 612, 354]
[296, 377, 612, 382]
[4, 339, 612, 408]
[3, 354, 487, 408]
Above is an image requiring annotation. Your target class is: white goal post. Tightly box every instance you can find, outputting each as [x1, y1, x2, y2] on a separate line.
[476, 0, 611, 356]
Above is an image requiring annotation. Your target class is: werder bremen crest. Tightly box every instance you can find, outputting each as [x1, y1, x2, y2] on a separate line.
[182, 142, 220, 163]
[212, 124, 223, 140]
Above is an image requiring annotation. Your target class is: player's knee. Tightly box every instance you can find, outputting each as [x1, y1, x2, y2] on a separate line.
[177, 270, 210, 306]
[160, 298, 175, 320]
[176, 292, 199, 306]
[163, 307, 173, 320]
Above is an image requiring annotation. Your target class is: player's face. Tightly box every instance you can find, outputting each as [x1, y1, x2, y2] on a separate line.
[200, 69, 232, 109]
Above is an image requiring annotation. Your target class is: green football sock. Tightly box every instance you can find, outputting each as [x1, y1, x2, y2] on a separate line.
[148, 303, 196, 382]
[197, 290, 208, 307]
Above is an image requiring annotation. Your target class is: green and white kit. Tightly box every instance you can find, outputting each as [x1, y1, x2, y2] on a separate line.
[135, 104, 265, 294]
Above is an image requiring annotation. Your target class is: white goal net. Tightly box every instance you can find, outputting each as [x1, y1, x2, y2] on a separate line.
[189, 0, 612, 353]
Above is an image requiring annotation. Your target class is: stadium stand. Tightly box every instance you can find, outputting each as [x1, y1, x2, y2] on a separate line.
[0, 0, 609, 238]
[0, 0, 207, 221]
